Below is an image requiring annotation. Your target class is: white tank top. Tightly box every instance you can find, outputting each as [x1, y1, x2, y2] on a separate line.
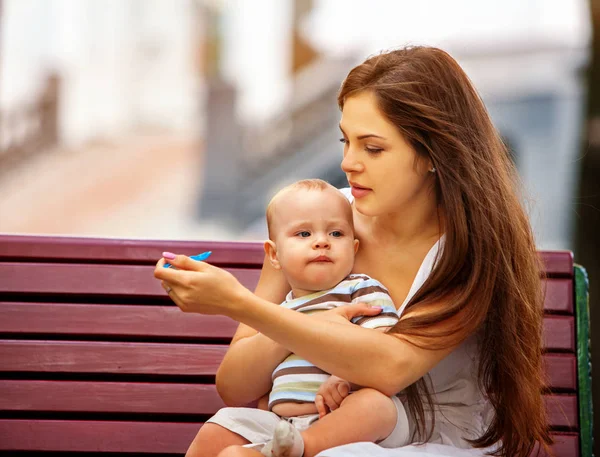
[337, 187, 494, 455]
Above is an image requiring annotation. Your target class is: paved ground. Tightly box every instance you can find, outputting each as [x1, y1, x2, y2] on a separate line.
[0, 134, 234, 241]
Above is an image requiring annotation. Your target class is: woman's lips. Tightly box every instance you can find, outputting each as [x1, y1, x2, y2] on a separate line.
[351, 185, 372, 199]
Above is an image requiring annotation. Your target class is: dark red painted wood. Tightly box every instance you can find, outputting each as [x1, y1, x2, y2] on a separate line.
[544, 354, 577, 390]
[534, 432, 579, 457]
[0, 420, 580, 455]
[0, 302, 573, 354]
[0, 302, 572, 351]
[0, 340, 226, 375]
[0, 302, 239, 340]
[0, 234, 571, 275]
[0, 234, 265, 266]
[0, 340, 576, 390]
[0, 419, 202, 453]
[542, 278, 574, 314]
[0, 380, 225, 414]
[0, 263, 261, 296]
[0, 235, 584, 455]
[543, 315, 575, 352]
[544, 394, 579, 428]
[539, 251, 574, 277]
[0, 380, 576, 428]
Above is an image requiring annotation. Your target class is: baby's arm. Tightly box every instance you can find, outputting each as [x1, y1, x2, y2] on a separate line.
[349, 278, 399, 331]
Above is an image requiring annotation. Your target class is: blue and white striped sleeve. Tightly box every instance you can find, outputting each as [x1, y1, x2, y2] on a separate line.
[349, 277, 399, 330]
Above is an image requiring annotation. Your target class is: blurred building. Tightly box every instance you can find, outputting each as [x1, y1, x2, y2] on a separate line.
[0, 0, 592, 250]
[198, 0, 591, 251]
[0, 0, 206, 239]
[0, 0, 200, 145]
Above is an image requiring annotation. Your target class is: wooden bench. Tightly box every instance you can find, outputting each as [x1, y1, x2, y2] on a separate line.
[0, 234, 593, 456]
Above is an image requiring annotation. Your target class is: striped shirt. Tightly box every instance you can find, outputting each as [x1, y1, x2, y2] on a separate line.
[268, 274, 398, 411]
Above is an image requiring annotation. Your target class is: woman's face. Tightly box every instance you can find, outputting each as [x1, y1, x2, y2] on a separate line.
[339, 91, 435, 217]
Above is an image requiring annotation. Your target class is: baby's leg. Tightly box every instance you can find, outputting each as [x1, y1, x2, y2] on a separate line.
[187, 423, 250, 457]
[189, 406, 281, 457]
[300, 388, 399, 457]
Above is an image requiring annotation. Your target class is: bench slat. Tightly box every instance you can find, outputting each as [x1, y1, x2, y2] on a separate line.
[537, 433, 579, 457]
[0, 380, 225, 414]
[0, 420, 578, 455]
[543, 278, 574, 314]
[544, 394, 579, 428]
[0, 340, 226, 375]
[539, 251, 574, 277]
[0, 380, 576, 428]
[0, 263, 261, 296]
[544, 353, 577, 390]
[0, 302, 239, 340]
[0, 419, 202, 453]
[543, 315, 575, 352]
[0, 236, 574, 276]
[0, 268, 572, 314]
[0, 303, 574, 351]
[0, 340, 577, 390]
[0, 235, 265, 266]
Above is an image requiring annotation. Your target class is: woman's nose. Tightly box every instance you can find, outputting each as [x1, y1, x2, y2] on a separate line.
[341, 147, 363, 173]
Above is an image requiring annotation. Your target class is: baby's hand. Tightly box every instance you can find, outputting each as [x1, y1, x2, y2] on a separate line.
[315, 375, 351, 418]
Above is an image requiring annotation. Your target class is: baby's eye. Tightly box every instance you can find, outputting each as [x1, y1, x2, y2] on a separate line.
[330, 231, 343, 237]
[297, 231, 311, 238]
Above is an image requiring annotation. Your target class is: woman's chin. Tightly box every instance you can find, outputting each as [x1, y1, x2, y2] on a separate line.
[354, 200, 378, 217]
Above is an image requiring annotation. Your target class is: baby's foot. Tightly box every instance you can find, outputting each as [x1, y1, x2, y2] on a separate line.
[261, 420, 304, 457]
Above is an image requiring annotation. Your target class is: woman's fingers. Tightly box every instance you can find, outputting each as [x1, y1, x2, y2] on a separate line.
[154, 253, 210, 281]
[341, 302, 383, 320]
[160, 281, 186, 311]
[164, 253, 210, 272]
[154, 253, 249, 317]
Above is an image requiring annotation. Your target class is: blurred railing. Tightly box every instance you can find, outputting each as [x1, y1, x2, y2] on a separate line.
[200, 57, 353, 232]
[242, 59, 348, 178]
[0, 75, 60, 173]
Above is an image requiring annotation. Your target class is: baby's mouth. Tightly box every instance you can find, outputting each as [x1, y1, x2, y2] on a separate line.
[311, 255, 332, 263]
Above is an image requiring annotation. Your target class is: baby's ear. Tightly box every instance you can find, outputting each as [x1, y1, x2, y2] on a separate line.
[264, 240, 281, 270]
[353, 238, 360, 254]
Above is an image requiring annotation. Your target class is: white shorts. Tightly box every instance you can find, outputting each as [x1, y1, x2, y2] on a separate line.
[206, 395, 410, 451]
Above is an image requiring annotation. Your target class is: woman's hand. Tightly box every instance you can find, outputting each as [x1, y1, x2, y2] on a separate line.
[153, 254, 251, 316]
[311, 302, 384, 326]
[315, 375, 351, 418]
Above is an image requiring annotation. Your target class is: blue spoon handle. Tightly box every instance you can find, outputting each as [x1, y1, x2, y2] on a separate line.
[164, 251, 212, 268]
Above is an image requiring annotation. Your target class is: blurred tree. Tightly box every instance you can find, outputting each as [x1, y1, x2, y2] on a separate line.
[574, 0, 600, 451]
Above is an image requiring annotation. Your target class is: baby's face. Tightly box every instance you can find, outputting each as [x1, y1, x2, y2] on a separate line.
[270, 188, 357, 294]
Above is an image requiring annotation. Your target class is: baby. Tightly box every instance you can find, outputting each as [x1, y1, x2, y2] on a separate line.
[206, 179, 411, 457]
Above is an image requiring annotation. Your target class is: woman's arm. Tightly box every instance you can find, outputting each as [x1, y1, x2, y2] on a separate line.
[215, 255, 292, 406]
[230, 291, 457, 396]
[155, 256, 460, 397]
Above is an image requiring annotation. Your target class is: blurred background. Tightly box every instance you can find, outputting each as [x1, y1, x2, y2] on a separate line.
[0, 0, 598, 448]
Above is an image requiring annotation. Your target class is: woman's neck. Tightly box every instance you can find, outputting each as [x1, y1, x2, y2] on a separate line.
[365, 201, 444, 246]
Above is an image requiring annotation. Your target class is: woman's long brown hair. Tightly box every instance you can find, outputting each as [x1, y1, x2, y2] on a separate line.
[338, 47, 552, 456]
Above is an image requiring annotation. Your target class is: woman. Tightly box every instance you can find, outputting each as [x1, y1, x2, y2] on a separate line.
[154, 46, 552, 457]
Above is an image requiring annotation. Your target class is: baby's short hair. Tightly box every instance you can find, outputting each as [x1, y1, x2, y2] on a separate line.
[266, 179, 352, 240]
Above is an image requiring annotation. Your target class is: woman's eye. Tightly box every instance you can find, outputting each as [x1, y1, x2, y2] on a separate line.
[330, 231, 343, 237]
[365, 146, 383, 154]
[297, 231, 311, 238]
[339, 138, 348, 145]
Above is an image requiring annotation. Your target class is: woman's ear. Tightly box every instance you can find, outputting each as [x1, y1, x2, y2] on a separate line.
[353, 239, 360, 254]
[264, 240, 281, 270]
